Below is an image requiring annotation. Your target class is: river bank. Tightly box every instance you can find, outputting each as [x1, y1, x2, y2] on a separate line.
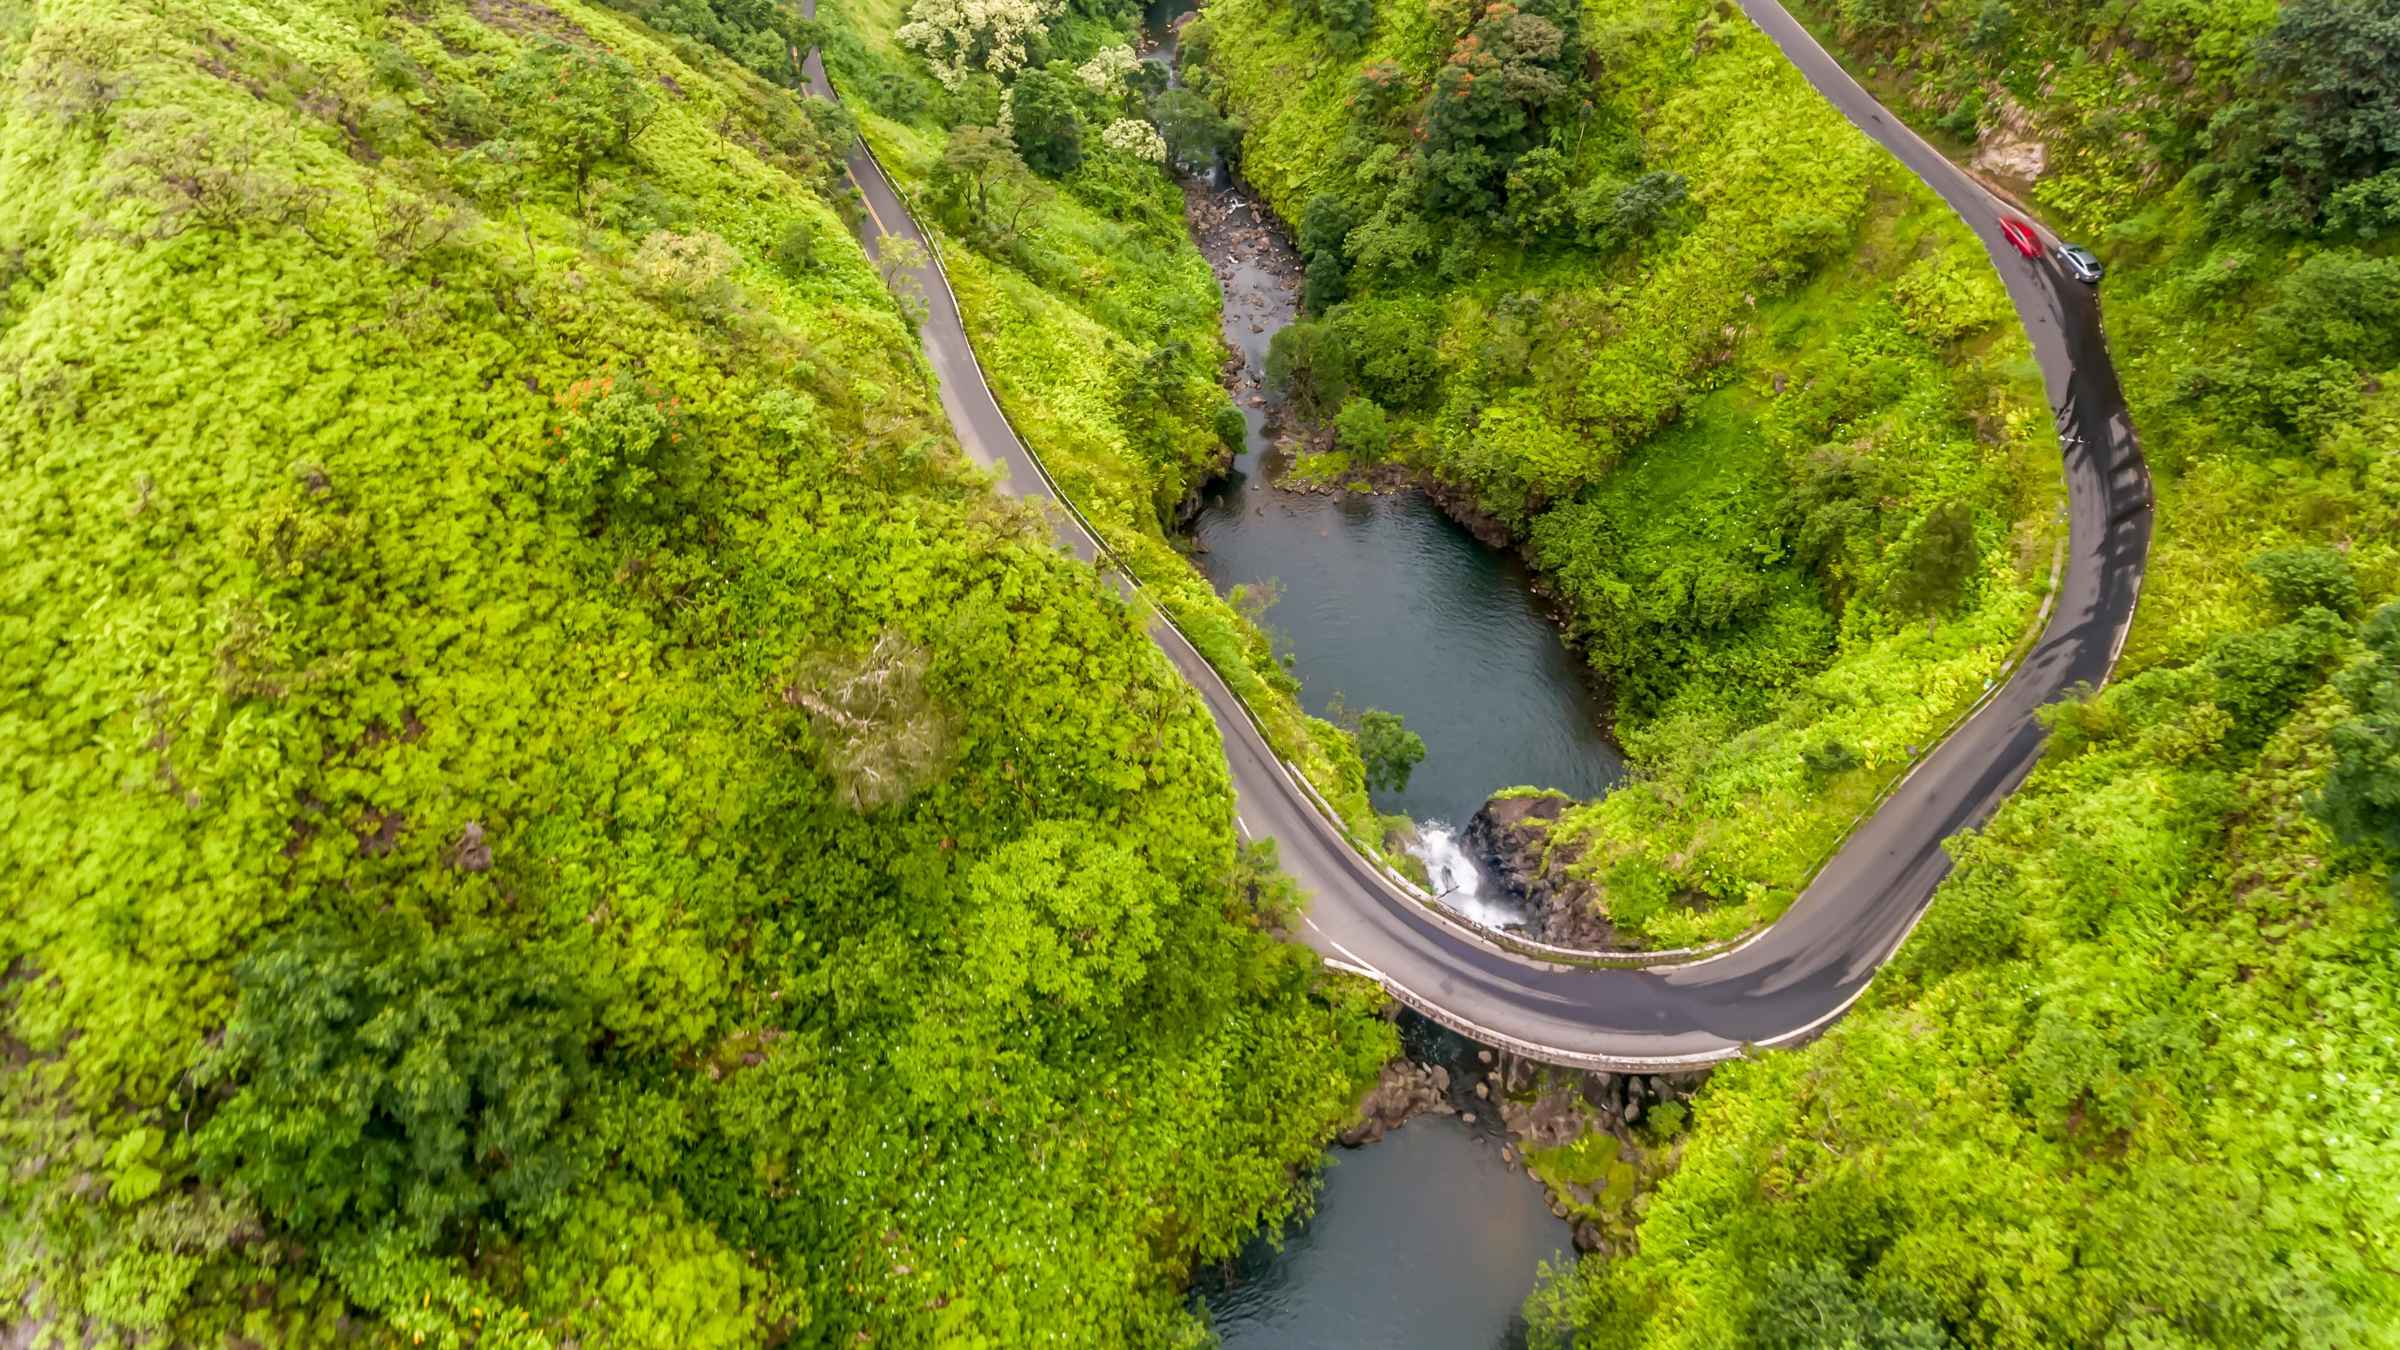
[1174, 160, 1626, 838]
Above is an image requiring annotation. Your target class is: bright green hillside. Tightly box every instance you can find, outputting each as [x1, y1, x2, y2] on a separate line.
[810, 0, 1388, 831]
[1519, 0, 2400, 1342]
[0, 0, 1389, 1343]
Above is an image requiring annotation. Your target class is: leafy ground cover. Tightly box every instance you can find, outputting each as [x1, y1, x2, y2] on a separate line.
[0, 1, 1393, 1342]
[1194, 0, 2060, 943]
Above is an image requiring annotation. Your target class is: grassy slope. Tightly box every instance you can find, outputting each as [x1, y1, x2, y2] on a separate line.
[0, 1, 1389, 1343]
[816, 0, 1387, 836]
[1199, 0, 2058, 943]
[1528, 3, 2400, 1343]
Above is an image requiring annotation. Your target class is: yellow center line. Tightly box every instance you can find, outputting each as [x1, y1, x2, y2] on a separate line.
[846, 170, 896, 245]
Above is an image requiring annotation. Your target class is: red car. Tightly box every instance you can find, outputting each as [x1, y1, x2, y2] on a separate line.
[2000, 217, 2042, 259]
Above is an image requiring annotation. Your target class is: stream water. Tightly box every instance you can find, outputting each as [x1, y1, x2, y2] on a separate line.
[1146, 10, 1623, 856]
[1191, 1018, 1572, 1350]
[1142, 7, 1591, 1342]
[1183, 195, 1625, 837]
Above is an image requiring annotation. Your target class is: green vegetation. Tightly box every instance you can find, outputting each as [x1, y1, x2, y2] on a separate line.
[1353, 708, 1427, 793]
[813, 0, 1389, 834]
[1524, 1110, 1677, 1257]
[2325, 605, 2400, 892]
[0, 1, 1394, 1342]
[1526, 1, 2400, 1342]
[1195, 0, 2059, 943]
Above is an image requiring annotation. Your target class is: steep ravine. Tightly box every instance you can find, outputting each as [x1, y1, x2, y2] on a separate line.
[1148, 11, 1642, 1343]
[1172, 126, 1625, 860]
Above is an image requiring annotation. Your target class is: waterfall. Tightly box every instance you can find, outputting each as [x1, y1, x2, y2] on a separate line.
[1408, 824, 1527, 930]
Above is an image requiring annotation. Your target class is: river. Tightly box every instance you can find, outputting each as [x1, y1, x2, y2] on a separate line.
[1143, 6, 1593, 1342]
[1191, 1017, 1572, 1350]
[1147, 20, 1624, 852]
[1183, 195, 1626, 836]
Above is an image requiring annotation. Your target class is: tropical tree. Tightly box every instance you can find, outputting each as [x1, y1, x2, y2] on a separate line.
[1356, 708, 1426, 793]
[498, 38, 657, 211]
[782, 628, 954, 808]
[1881, 499, 1979, 634]
[1420, 0, 1581, 219]
[896, 0, 1059, 88]
[1266, 319, 1353, 421]
[934, 124, 1049, 241]
[195, 916, 601, 1254]
[1010, 68, 1085, 177]
[1152, 88, 1233, 172]
[2230, 0, 2400, 233]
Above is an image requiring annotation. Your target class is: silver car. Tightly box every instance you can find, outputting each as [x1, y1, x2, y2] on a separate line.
[2054, 243, 2104, 284]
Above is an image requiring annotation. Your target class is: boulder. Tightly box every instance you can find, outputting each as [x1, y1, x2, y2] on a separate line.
[447, 820, 493, 873]
[1338, 1060, 1445, 1148]
[1462, 794, 1624, 949]
[1502, 1052, 1537, 1096]
[1969, 94, 2049, 188]
[1520, 1083, 1586, 1150]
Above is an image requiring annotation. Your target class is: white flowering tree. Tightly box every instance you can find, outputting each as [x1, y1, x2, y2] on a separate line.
[896, 0, 1062, 89]
[1074, 43, 1139, 94]
[1101, 117, 1166, 164]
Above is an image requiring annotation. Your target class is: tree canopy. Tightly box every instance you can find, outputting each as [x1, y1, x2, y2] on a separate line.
[1356, 708, 1428, 794]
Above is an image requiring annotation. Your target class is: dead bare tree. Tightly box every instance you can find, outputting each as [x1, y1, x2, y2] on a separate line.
[781, 630, 955, 811]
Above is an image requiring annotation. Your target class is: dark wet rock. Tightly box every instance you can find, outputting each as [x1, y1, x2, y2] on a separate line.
[1516, 1077, 1590, 1151]
[1420, 474, 1514, 550]
[1572, 1219, 1609, 1253]
[1339, 1060, 1446, 1147]
[1463, 793, 1624, 950]
[1168, 445, 1236, 530]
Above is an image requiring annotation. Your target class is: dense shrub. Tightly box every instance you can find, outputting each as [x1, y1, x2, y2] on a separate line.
[1010, 66, 1086, 176]
[2321, 602, 2400, 891]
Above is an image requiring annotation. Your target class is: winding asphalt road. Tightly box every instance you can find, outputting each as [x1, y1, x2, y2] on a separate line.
[802, 0, 2152, 1068]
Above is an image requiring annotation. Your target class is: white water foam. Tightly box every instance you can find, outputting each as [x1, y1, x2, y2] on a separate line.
[1408, 823, 1528, 930]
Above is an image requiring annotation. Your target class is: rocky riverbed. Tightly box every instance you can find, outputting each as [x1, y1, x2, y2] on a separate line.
[1333, 1015, 1710, 1257]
